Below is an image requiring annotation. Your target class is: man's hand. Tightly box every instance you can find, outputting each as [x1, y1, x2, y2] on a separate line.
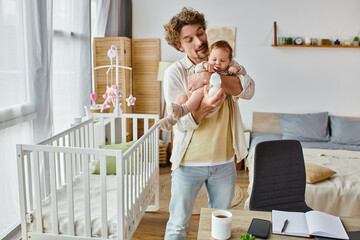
[191, 85, 225, 124]
[203, 84, 225, 108]
[188, 71, 211, 92]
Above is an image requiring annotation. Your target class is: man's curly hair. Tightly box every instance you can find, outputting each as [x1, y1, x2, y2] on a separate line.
[164, 7, 207, 51]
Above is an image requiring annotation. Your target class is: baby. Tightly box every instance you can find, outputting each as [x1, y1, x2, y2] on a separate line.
[156, 40, 246, 131]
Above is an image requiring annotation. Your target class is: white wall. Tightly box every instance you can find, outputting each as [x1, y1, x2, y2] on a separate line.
[133, 0, 360, 129]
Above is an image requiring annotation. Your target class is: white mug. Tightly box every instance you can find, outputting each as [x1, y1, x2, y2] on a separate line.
[211, 210, 232, 240]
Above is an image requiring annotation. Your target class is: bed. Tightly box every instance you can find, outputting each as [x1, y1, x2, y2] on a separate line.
[17, 113, 159, 240]
[245, 112, 360, 217]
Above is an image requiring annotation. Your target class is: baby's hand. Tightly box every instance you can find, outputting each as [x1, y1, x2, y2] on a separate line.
[203, 62, 216, 73]
[228, 65, 241, 74]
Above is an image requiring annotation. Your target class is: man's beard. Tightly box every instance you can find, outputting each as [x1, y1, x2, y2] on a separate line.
[195, 43, 208, 59]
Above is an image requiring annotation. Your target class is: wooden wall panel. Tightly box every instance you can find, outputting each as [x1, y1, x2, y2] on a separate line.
[132, 39, 161, 116]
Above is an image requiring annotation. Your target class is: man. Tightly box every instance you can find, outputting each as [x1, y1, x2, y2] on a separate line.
[163, 7, 255, 240]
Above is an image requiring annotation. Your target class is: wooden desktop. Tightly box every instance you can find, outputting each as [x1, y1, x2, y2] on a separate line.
[197, 208, 360, 240]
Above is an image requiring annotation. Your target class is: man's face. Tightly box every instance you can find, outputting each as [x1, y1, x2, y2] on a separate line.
[177, 24, 208, 64]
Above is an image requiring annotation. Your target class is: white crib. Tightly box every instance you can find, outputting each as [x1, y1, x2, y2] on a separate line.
[17, 113, 159, 240]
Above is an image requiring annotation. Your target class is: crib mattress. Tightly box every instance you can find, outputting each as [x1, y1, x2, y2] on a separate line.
[29, 173, 144, 237]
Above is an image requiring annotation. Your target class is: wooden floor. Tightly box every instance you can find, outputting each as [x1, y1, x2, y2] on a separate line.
[132, 163, 249, 240]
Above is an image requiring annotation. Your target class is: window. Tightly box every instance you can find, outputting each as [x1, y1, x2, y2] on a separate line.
[0, 1, 32, 237]
[0, 0, 27, 109]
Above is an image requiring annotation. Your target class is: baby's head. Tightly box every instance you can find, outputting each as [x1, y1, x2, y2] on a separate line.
[208, 40, 233, 72]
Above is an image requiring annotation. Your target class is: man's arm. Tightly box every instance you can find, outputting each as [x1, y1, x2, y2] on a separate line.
[220, 75, 243, 96]
[188, 72, 243, 96]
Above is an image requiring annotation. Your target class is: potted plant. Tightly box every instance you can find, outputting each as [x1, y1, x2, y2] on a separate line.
[353, 36, 359, 46]
[286, 37, 293, 45]
[239, 233, 255, 240]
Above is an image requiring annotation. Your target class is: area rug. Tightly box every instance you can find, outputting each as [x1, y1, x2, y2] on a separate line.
[158, 173, 244, 214]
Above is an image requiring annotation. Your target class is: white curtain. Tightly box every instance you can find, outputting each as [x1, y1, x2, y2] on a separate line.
[0, 0, 53, 237]
[52, 0, 91, 134]
[92, 0, 132, 38]
[92, 0, 111, 37]
[23, 0, 53, 143]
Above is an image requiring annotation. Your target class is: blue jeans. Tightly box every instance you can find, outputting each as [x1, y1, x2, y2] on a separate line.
[164, 161, 236, 240]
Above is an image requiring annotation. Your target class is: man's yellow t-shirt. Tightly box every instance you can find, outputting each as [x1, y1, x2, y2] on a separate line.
[182, 97, 234, 164]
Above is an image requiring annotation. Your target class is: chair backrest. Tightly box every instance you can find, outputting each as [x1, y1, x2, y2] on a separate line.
[249, 140, 312, 212]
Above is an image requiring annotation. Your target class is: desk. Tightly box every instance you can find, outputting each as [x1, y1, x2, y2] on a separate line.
[197, 208, 360, 240]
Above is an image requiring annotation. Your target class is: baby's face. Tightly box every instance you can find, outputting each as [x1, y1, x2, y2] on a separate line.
[208, 48, 231, 72]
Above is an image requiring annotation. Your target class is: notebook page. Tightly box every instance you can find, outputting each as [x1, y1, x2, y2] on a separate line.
[306, 211, 349, 239]
[272, 210, 309, 237]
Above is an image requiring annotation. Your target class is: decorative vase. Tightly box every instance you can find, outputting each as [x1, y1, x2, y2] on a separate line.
[334, 39, 340, 45]
[353, 41, 359, 46]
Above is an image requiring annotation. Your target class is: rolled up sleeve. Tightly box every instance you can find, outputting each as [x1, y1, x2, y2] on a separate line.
[232, 74, 255, 102]
[163, 64, 200, 132]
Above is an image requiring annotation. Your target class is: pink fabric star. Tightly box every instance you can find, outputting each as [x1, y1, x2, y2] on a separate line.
[126, 95, 136, 106]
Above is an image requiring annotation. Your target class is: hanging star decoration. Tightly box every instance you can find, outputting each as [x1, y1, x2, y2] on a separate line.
[126, 94, 136, 106]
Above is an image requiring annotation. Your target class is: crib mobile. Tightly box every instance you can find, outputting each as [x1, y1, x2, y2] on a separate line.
[91, 45, 136, 116]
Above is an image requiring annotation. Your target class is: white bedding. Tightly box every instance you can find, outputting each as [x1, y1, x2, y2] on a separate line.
[29, 173, 144, 237]
[245, 147, 360, 217]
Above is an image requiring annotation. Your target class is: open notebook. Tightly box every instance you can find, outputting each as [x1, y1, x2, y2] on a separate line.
[272, 210, 349, 240]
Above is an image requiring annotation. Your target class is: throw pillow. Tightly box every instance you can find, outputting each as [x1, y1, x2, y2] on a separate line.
[279, 112, 330, 142]
[305, 163, 336, 184]
[93, 140, 136, 175]
[330, 116, 360, 145]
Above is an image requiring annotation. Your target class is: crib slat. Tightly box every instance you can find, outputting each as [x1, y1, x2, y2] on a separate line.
[100, 155, 108, 238]
[41, 151, 49, 198]
[56, 139, 61, 187]
[100, 117, 105, 145]
[84, 124, 89, 148]
[89, 120, 94, 148]
[146, 138, 149, 182]
[124, 152, 129, 227]
[136, 148, 140, 200]
[62, 137, 67, 184]
[49, 152, 59, 234]
[82, 154, 91, 237]
[130, 154, 133, 224]
[141, 143, 145, 192]
[25, 153, 33, 211]
[116, 151, 124, 239]
[121, 118, 126, 143]
[111, 117, 115, 144]
[79, 127, 84, 172]
[66, 153, 75, 236]
[76, 129, 81, 174]
[70, 132, 76, 176]
[17, 145, 29, 240]
[144, 118, 149, 133]
[154, 131, 160, 209]
[33, 151, 43, 233]
[133, 118, 138, 140]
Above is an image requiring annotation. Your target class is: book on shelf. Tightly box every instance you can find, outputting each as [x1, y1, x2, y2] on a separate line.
[272, 210, 349, 240]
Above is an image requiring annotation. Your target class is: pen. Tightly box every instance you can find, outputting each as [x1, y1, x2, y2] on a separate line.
[281, 219, 289, 233]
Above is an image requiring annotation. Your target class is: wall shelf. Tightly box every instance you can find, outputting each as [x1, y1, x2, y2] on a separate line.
[272, 44, 360, 48]
[272, 22, 360, 49]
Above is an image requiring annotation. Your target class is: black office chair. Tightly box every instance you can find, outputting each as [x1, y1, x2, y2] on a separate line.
[249, 140, 312, 212]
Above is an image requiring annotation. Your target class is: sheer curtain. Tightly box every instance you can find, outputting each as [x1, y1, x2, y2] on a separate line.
[0, 0, 53, 237]
[0, 0, 91, 237]
[92, 0, 132, 38]
[52, 0, 91, 134]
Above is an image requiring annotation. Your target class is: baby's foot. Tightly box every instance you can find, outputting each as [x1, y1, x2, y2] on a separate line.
[169, 103, 188, 120]
[155, 116, 177, 132]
